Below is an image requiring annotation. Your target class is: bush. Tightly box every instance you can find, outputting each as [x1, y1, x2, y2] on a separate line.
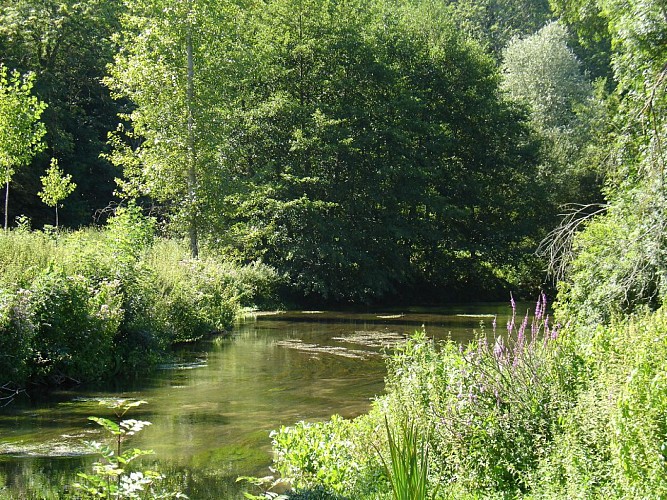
[0, 288, 34, 386]
[380, 297, 581, 496]
[28, 270, 123, 383]
[0, 216, 282, 388]
[272, 411, 387, 498]
[532, 308, 667, 498]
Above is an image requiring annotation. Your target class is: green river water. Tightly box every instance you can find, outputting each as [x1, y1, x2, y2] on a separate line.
[0, 304, 515, 499]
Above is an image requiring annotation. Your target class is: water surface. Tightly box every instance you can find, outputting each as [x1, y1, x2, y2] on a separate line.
[0, 304, 513, 498]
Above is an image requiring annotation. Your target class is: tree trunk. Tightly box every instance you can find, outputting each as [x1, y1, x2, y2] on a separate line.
[4, 180, 9, 231]
[186, 2, 199, 258]
[55, 205, 59, 229]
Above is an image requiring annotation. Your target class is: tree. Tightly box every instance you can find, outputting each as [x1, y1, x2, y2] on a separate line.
[218, 0, 543, 302]
[0, 65, 47, 230]
[552, 0, 667, 324]
[448, 0, 553, 58]
[501, 22, 603, 205]
[0, 0, 122, 227]
[105, 0, 244, 258]
[38, 158, 76, 227]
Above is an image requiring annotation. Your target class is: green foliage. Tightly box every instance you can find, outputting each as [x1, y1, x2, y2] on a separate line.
[0, 229, 55, 287]
[270, 298, 581, 498]
[448, 0, 553, 57]
[379, 416, 436, 500]
[552, 0, 667, 326]
[0, 63, 47, 229]
[28, 270, 123, 383]
[105, 0, 246, 256]
[105, 204, 156, 270]
[502, 22, 591, 129]
[209, 0, 544, 303]
[272, 411, 386, 498]
[555, 187, 667, 326]
[530, 308, 667, 498]
[0, 0, 123, 228]
[501, 21, 604, 207]
[0, 65, 47, 183]
[38, 158, 76, 227]
[384, 302, 578, 495]
[0, 287, 34, 386]
[73, 399, 187, 499]
[0, 224, 281, 387]
[272, 415, 359, 495]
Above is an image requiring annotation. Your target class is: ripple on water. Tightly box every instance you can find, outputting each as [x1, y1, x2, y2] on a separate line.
[274, 339, 370, 359]
[0, 430, 98, 457]
[156, 360, 208, 370]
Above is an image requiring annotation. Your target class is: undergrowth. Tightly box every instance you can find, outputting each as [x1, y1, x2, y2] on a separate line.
[0, 206, 283, 389]
[269, 296, 667, 498]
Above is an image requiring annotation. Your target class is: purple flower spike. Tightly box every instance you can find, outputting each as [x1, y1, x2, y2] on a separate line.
[493, 336, 505, 360]
[535, 296, 542, 321]
[519, 312, 528, 339]
[544, 314, 550, 340]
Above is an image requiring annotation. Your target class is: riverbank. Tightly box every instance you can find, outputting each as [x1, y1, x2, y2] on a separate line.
[2, 307, 466, 498]
[268, 299, 667, 498]
[0, 206, 282, 392]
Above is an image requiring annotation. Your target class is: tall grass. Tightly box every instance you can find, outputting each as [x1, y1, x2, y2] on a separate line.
[380, 416, 436, 500]
[0, 208, 283, 389]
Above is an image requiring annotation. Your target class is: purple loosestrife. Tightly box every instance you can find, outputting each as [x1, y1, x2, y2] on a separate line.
[508, 293, 517, 335]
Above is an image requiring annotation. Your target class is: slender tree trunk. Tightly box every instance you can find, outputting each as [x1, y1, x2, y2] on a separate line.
[4, 180, 9, 231]
[186, 2, 199, 258]
[55, 205, 59, 229]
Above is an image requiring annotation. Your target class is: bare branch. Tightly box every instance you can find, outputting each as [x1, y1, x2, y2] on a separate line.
[537, 203, 608, 283]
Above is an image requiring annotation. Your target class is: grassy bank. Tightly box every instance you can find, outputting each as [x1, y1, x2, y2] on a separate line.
[266, 298, 667, 499]
[0, 206, 282, 391]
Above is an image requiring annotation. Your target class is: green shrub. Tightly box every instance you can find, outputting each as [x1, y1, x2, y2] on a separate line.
[73, 399, 186, 499]
[272, 412, 387, 498]
[381, 299, 581, 496]
[28, 270, 124, 383]
[532, 308, 667, 498]
[0, 221, 280, 387]
[0, 288, 34, 385]
[556, 186, 667, 328]
[272, 415, 359, 495]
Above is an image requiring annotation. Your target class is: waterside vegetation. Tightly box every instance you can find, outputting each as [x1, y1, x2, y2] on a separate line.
[0, 206, 282, 393]
[0, 0, 666, 497]
[255, 0, 667, 496]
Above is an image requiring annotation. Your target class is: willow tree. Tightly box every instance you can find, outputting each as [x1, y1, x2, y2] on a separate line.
[501, 22, 602, 206]
[105, 0, 243, 257]
[0, 65, 47, 230]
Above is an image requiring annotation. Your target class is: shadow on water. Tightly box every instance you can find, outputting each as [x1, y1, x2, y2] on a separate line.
[0, 303, 513, 499]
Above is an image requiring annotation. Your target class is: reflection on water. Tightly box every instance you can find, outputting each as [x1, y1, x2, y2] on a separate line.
[0, 304, 513, 499]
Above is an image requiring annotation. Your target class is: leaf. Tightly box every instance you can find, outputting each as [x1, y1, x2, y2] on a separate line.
[88, 416, 121, 435]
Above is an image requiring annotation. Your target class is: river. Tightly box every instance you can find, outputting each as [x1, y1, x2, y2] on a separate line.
[0, 304, 514, 499]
